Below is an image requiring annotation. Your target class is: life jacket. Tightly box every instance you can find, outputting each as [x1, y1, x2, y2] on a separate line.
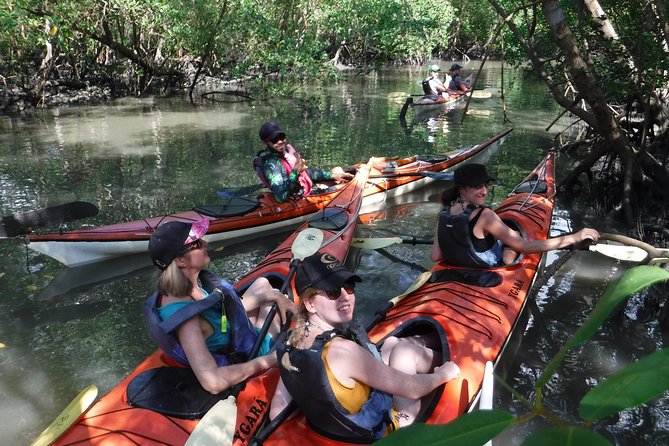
[421, 77, 433, 95]
[143, 270, 259, 367]
[276, 324, 393, 443]
[252, 144, 313, 197]
[436, 205, 501, 268]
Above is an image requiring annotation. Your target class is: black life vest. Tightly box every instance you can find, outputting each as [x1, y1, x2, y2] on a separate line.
[143, 270, 259, 366]
[437, 205, 500, 268]
[276, 324, 393, 443]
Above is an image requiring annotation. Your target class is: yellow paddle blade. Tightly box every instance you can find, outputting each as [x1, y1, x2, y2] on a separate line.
[389, 271, 432, 305]
[184, 397, 237, 446]
[30, 384, 98, 446]
[588, 243, 648, 262]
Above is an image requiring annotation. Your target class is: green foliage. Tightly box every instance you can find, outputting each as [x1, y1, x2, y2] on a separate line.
[579, 348, 669, 421]
[521, 426, 611, 446]
[374, 410, 514, 446]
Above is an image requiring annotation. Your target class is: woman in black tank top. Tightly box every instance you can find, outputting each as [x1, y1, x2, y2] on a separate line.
[432, 164, 600, 265]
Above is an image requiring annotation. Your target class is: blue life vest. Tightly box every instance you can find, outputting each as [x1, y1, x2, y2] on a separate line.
[437, 205, 502, 268]
[276, 324, 393, 443]
[143, 270, 259, 367]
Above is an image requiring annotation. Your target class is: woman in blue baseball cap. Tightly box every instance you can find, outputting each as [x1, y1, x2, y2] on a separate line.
[144, 218, 296, 394]
[431, 163, 599, 267]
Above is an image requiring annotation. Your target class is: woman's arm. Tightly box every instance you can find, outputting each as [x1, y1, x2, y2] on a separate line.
[326, 339, 459, 400]
[479, 208, 599, 253]
[176, 319, 277, 394]
[269, 377, 294, 420]
[431, 223, 443, 262]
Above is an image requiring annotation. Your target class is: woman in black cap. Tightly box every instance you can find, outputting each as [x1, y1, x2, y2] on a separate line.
[254, 121, 354, 203]
[431, 163, 599, 267]
[144, 218, 295, 394]
[269, 252, 460, 442]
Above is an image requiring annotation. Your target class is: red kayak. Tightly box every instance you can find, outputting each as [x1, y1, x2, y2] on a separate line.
[26, 129, 511, 267]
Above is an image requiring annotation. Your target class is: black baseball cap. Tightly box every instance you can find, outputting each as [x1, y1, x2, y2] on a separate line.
[295, 252, 361, 295]
[450, 63, 463, 71]
[454, 163, 496, 186]
[148, 218, 209, 270]
[259, 122, 286, 142]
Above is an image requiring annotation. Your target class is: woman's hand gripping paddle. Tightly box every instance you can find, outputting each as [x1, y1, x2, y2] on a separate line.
[184, 227, 324, 446]
[29, 385, 98, 446]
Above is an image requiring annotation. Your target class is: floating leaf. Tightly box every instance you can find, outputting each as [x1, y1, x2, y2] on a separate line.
[579, 348, 669, 421]
[522, 426, 611, 446]
[536, 266, 669, 388]
[374, 410, 514, 446]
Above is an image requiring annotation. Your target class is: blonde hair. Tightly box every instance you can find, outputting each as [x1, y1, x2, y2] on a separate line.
[287, 287, 318, 347]
[156, 259, 192, 297]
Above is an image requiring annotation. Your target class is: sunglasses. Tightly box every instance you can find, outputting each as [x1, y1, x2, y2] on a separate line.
[322, 282, 356, 300]
[180, 238, 207, 254]
[270, 135, 285, 144]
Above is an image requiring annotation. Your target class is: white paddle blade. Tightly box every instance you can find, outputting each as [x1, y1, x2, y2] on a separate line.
[291, 228, 324, 260]
[589, 243, 648, 262]
[351, 237, 403, 250]
[389, 271, 432, 305]
[184, 398, 237, 446]
[479, 361, 494, 411]
[30, 385, 98, 446]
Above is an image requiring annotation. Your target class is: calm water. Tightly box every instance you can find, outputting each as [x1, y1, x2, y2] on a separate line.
[1, 63, 666, 445]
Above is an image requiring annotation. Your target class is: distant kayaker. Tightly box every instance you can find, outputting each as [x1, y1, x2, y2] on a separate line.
[447, 63, 472, 93]
[254, 122, 354, 203]
[144, 219, 296, 394]
[269, 252, 461, 442]
[421, 64, 448, 99]
[431, 163, 600, 267]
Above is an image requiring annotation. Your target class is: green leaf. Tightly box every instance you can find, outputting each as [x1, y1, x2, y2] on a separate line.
[536, 266, 669, 388]
[521, 426, 612, 446]
[579, 348, 669, 421]
[374, 410, 514, 446]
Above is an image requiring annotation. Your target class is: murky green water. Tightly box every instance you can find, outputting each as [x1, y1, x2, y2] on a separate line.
[1, 63, 666, 445]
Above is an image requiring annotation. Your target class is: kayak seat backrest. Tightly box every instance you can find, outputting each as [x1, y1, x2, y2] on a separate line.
[375, 317, 448, 422]
[417, 154, 449, 163]
[430, 269, 502, 287]
[512, 179, 548, 194]
[193, 196, 260, 218]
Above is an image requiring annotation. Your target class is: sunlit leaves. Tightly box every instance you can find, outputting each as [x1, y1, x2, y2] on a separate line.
[375, 410, 514, 446]
[579, 348, 669, 421]
[521, 427, 611, 446]
[536, 266, 669, 389]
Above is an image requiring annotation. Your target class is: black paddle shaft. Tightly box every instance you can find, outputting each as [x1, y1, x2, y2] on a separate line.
[1, 201, 99, 237]
[247, 258, 300, 359]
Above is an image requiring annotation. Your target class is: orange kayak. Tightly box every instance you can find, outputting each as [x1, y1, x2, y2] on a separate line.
[246, 152, 556, 445]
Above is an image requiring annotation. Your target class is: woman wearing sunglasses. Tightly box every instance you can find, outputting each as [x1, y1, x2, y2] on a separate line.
[254, 121, 354, 203]
[432, 163, 600, 268]
[269, 252, 460, 442]
[144, 218, 295, 394]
